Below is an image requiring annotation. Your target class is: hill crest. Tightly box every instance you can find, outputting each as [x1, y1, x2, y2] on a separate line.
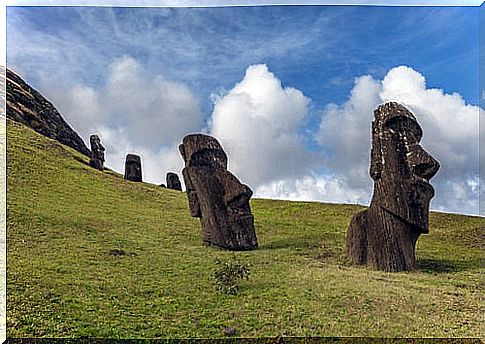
[6, 68, 90, 157]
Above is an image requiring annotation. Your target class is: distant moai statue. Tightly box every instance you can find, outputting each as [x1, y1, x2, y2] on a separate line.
[124, 154, 142, 182]
[347, 102, 440, 272]
[179, 134, 258, 250]
[89, 135, 105, 170]
[166, 172, 182, 191]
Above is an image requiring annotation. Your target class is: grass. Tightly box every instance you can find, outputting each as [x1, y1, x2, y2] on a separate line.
[6, 119, 484, 338]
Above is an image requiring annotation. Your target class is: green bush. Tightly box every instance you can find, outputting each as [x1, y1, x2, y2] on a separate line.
[211, 256, 251, 295]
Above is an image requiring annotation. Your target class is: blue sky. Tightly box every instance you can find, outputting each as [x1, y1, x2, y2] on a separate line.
[8, 6, 479, 111]
[6, 4, 482, 214]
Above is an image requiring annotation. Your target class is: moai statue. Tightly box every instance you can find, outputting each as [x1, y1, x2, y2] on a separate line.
[89, 135, 105, 170]
[124, 154, 142, 182]
[347, 102, 440, 272]
[179, 134, 258, 250]
[166, 172, 182, 191]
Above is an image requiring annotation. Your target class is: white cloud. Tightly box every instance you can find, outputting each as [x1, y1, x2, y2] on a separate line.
[209, 64, 314, 187]
[318, 75, 381, 191]
[255, 175, 368, 205]
[317, 65, 480, 214]
[95, 126, 183, 186]
[39, 55, 201, 185]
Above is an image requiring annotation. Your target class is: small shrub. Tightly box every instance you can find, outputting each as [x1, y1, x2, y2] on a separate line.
[211, 256, 251, 295]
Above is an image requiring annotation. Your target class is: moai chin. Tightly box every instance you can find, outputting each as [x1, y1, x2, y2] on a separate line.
[179, 134, 258, 251]
[89, 135, 105, 170]
[166, 172, 182, 191]
[124, 154, 142, 182]
[346, 102, 440, 272]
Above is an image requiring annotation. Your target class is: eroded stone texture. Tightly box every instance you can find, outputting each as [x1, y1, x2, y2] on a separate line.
[347, 102, 440, 272]
[89, 135, 105, 170]
[179, 134, 258, 250]
[6, 68, 90, 156]
[124, 154, 142, 182]
[166, 172, 182, 191]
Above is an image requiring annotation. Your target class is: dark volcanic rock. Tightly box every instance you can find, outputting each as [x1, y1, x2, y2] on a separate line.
[346, 102, 440, 272]
[6, 68, 90, 156]
[166, 172, 182, 191]
[179, 134, 258, 251]
[124, 154, 142, 182]
[89, 134, 105, 170]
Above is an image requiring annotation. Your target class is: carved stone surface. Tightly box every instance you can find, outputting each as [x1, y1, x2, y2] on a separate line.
[166, 172, 182, 191]
[347, 102, 440, 272]
[179, 134, 258, 250]
[124, 154, 142, 182]
[89, 135, 105, 170]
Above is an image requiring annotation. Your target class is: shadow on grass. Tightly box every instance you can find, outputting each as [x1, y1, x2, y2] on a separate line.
[417, 258, 480, 273]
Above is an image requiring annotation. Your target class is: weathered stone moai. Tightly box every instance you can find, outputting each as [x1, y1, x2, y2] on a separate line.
[124, 154, 142, 182]
[179, 134, 258, 250]
[89, 135, 105, 170]
[166, 172, 182, 191]
[346, 102, 440, 272]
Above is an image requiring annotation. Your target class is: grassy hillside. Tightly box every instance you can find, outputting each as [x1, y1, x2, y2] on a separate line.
[6, 119, 484, 338]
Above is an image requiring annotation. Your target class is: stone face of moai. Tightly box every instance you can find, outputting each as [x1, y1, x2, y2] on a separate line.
[179, 134, 258, 251]
[89, 135, 105, 170]
[166, 172, 182, 191]
[124, 154, 142, 182]
[347, 102, 440, 272]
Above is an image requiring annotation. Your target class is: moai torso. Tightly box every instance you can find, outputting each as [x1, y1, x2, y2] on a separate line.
[347, 102, 440, 272]
[166, 172, 182, 191]
[89, 135, 105, 171]
[124, 154, 142, 182]
[179, 134, 258, 251]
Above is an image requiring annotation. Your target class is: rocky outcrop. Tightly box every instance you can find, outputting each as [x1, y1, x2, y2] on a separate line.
[6, 68, 90, 156]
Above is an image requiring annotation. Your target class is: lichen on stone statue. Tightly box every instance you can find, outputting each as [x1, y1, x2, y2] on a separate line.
[346, 102, 440, 272]
[179, 134, 258, 251]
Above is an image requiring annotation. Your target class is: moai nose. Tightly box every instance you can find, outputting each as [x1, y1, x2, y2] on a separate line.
[409, 145, 440, 180]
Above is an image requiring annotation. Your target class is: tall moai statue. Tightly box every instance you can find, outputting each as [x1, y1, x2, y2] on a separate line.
[347, 102, 440, 272]
[89, 135, 105, 170]
[124, 154, 142, 182]
[179, 134, 258, 250]
[166, 172, 182, 191]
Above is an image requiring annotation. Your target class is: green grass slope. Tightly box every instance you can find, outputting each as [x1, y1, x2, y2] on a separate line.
[6, 120, 484, 338]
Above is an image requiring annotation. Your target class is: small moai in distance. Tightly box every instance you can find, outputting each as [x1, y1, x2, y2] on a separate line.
[89, 134, 105, 170]
[179, 134, 258, 251]
[166, 172, 182, 191]
[124, 154, 142, 182]
[346, 102, 440, 272]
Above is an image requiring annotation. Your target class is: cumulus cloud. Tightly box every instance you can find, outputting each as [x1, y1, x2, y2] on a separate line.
[209, 64, 314, 187]
[255, 175, 368, 205]
[39, 55, 202, 185]
[317, 65, 480, 214]
[94, 126, 183, 185]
